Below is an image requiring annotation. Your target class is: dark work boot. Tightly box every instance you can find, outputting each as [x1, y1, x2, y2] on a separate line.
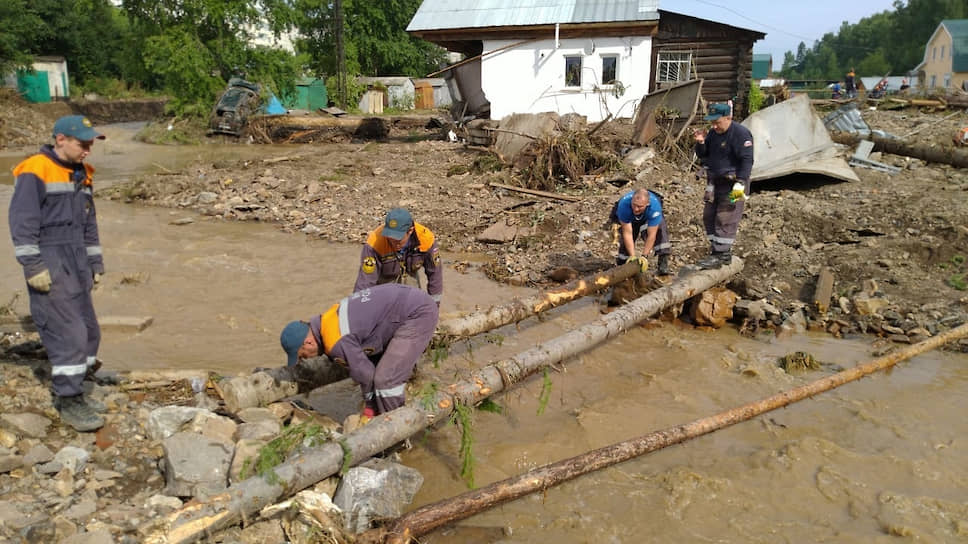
[54, 395, 105, 432]
[657, 254, 670, 276]
[698, 252, 731, 270]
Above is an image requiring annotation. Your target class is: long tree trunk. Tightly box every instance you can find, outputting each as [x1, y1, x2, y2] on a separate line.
[140, 260, 743, 544]
[216, 263, 642, 412]
[830, 131, 968, 168]
[373, 321, 968, 544]
[436, 261, 640, 338]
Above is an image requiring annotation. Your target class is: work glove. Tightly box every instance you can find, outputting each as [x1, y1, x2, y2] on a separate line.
[27, 269, 52, 292]
[93, 273, 102, 284]
[704, 184, 714, 203]
[629, 256, 649, 273]
[728, 182, 747, 204]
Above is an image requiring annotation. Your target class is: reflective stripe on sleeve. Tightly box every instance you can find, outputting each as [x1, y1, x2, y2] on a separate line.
[86, 246, 102, 256]
[431, 294, 442, 302]
[14, 245, 40, 257]
[44, 182, 75, 194]
[337, 297, 351, 336]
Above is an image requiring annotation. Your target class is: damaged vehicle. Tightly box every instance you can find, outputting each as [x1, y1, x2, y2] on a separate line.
[209, 77, 262, 136]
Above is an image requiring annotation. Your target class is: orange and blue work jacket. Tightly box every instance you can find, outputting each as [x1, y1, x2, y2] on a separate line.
[9, 145, 103, 292]
[353, 222, 442, 303]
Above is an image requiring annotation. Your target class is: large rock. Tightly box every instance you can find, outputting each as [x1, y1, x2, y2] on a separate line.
[333, 458, 424, 534]
[161, 432, 233, 498]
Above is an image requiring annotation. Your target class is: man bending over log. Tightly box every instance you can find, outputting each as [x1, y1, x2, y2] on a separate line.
[280, 283, 438, 421]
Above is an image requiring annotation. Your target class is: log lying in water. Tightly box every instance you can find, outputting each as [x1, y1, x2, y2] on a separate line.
[830, 131, 968, 168]
[436, 261, 641, 338]
[140, 259, 744, 544]
[374, 321, 968, 543]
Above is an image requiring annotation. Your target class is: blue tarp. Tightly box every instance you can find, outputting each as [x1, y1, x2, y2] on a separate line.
[265, 94, 286, 114]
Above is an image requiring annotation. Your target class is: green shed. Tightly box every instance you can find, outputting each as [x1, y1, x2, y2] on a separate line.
[752, 53, 772, 80]
[285, 78, 328, 111]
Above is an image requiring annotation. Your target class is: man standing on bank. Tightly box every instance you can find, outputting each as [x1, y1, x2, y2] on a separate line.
[8, 115, 107, 432]
[693, 103, 754, 269]
[354, 207, 442, 306]
[609, 188, 672, 275]
[280, 283, 438, 419]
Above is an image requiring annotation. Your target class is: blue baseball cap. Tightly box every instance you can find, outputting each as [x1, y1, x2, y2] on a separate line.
[280, 321, 309, 366]
[383, 208, 414, 240]
[703, 103, 732, 121]
[52, 115, 105, 141]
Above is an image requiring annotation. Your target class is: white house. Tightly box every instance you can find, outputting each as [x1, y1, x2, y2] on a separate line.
[407, 0, 661, 122]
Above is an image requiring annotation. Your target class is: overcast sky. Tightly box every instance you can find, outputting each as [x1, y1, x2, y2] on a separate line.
[662, 0, 901, 66]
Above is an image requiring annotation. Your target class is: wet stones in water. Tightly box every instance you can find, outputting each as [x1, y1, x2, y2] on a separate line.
[780, 351, 821, 373]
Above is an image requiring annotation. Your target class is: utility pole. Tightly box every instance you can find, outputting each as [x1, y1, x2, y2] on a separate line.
[335, 0, 347, 109]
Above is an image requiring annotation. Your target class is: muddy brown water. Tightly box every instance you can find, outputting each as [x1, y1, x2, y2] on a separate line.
[2, 125, 967, 542]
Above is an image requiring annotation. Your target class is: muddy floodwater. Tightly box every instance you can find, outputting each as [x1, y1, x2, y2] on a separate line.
[2, 125, 967, 542]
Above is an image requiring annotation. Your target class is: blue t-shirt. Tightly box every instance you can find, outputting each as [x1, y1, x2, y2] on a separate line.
[616, 191, 663, 227]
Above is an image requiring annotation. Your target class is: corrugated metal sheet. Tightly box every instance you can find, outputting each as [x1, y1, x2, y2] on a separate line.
[407, 0, 659, 32]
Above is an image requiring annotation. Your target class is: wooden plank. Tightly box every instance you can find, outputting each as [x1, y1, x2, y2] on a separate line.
[100, 315, 154, 333]
[814, 268, 835, 313]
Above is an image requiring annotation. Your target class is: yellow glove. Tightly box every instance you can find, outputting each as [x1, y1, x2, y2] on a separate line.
[27, 269, 52, 292]
[629, 256, 649, 273]
[93, 273, 102, 284]
[728, 182, 747, 203]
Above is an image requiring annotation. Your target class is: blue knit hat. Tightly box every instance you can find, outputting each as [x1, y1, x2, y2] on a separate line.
[280, 321, 309, 366]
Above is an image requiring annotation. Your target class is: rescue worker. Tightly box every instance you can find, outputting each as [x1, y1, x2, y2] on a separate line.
[279, 283, 438, 419]
[354, 207, 442, 306]
[609, 188, 672, 275]
[845, 69, 857, 98]
[8, 115, 106, 432]
[693, 103, 754, 269]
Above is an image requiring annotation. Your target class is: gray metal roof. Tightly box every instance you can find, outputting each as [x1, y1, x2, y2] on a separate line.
[407, 0, 660, 32]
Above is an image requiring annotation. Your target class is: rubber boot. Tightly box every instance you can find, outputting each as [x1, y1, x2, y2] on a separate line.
[657, 254, 670, 275]
[698, 251, 730, 270]
[54, 395, 105, 432]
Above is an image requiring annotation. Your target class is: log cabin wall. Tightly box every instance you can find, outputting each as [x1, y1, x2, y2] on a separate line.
[652, 11, 763, 119]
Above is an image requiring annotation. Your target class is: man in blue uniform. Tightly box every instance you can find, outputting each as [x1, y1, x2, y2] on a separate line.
[693, 103, 754, 269]
[280, 283, 438, 419]
[9, 115, 106, 432]
[609, 188, 671, 275]
[354, 208, 442, 306]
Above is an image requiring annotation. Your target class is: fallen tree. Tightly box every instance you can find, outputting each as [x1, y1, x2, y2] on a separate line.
[436, 261, 641, 338]
[830, 130, 968, 168]
[217, 262, 643, 412]
[372, 321, 968, 543]
[140, 260, 743, 544]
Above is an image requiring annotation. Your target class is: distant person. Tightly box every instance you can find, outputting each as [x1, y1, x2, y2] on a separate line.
[354, 208, 442, 306]
[900, 78, 910, 92]
[831, 81, 843, 99]
[280, 283, 438, 419]
[693, 103, 754, 269]
[8, 116, 107, 432]
[845, 70, 857, 98]
[609, 188, 672, 275]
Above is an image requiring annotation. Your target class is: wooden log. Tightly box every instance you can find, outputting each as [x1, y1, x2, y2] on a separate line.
[814, 267, 835, 313]
[140, 259, 744, 544]
[437, 262, 640, 338]
[375, 322, 968, 543]
[486, 182, 582, 202]
[830, 131, 968, 168]
[216, 358, 350, 413]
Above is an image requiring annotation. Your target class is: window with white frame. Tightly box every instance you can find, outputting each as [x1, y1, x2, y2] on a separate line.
[565, 56, 582, 87]
[944, 73, 951, 88]
[657, 51, 691, 83]
[601, 55, 618, 84]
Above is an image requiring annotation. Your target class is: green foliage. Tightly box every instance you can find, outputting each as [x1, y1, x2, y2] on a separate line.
[416, 382, 440, 412]
[477, 398, 503, 414]
[777, 0, 967, 80]
[748, 81, 765, 114]
[450, 402, 476, 488]
[338, 438, 353, 475]
[240, 422, 330, 483]
[537, 368, 552, 416]
[143, 29, 225, 116]
[428, 337, 449, 369]
[946, 255, 967, 290]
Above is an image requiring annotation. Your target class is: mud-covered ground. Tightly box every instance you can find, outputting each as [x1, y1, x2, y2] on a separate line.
[95, 106, 968, 343]
[3, 91, 967, 339]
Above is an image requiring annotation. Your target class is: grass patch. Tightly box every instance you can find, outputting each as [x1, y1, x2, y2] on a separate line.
[240, 422, 331, 483]
[537, 368, 552, 415]
[779, 351, 822, 373]
[450, 401, 476, 488]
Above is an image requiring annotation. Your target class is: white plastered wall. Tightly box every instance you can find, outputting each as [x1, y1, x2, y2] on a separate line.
[481, 35, 652, 122]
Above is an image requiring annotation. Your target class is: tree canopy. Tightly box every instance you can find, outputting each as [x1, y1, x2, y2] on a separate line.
[779, 0, 968, 79]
